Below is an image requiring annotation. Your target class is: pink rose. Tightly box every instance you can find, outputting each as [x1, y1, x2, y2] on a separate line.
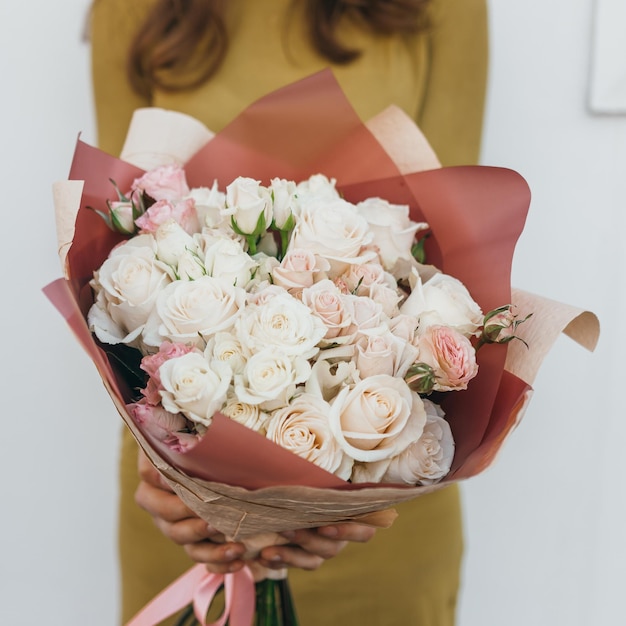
[338, 263, 389, 296]
[301, 280, 352, 343]
[272, 248, 329, 293]
[129, 402, 196, 445]
[131, 164, 190, 202]
[417, 325, 478, 391]
[135, 198, 199, 234]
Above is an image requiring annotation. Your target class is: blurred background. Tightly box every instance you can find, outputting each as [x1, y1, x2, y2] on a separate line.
[1, 1, 622, 624]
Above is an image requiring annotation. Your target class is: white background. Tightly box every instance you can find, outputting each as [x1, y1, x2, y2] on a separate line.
[1, 1, 623, 624]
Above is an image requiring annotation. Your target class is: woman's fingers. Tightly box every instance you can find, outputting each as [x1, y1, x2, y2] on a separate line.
[257, 523, 376, 570]
[184, 541, 247, 574]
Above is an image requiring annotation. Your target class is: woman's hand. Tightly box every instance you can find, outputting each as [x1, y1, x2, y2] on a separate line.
[135, 450, 247, 574]
[135, 451, 378, 573]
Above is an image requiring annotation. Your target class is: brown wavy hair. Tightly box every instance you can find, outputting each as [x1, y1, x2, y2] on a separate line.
[128, 0, 430, 97]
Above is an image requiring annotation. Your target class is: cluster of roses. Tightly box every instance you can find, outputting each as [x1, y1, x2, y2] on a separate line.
[88, 164, 520, 486]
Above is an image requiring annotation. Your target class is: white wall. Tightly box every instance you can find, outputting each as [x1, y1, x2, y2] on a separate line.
[1, 1, 621, 625]
[459, 2, 625, 625]
[0, 1, 119, 623]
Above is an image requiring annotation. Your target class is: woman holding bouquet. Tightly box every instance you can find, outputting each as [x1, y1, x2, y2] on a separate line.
[89, 0, 488, 624]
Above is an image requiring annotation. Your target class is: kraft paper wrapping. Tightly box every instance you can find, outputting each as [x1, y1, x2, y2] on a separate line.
[46, 70, 599, 538]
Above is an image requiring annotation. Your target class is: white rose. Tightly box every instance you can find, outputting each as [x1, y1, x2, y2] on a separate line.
[158, 352, 231, 426]
[221, 392, 270, 433]
[236, 291, 327, 359]
[266, 394, 353, 479]
[245, 254, 281, 293]
[223, 177, 272, 235]
[295, 174, 340, 203]
[378, 400, 454, 485]
[155, 219, 200, 267]
[107, 200, 135, 234]
[197, 234, 258, 288]
[175, 249, 206, 281]
[88, 234, 171, 347]
[356, 197, 428, 269]
[328, 375, 426, 463]
[305, 358, 357, 403]
[290, 199, 376, 277]
[269, 178, 298, 229]
[355, 330, 419, 379]
[143, 275, 246, 348]
[234, 349, 310, 410]
[186, 182, 226, 229]
[205, 332, 247, 374]
[400, 270, 483, 337]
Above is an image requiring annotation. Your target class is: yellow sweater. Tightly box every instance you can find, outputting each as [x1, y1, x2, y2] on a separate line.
[90, 1, 488, 624]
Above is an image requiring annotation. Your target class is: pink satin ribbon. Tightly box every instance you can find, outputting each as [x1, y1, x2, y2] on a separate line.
[126, 564, 256, 626]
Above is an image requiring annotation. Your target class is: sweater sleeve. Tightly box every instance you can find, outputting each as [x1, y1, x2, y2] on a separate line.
[89, 0, 154, 156]
[418, 0, 489, 166]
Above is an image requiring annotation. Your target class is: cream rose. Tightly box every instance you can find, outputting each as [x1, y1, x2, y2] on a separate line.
[236, 291, 327, 359]
[289, 198, 376, 277]
[88, 234, 172, 347]
[158, 352, 231, 426]
[340, 294, 386, 336]
[378, 400, 454, 485]
[338, 263, 394, 296]
[328, 375, 425, 463]
[416, 324, 479, 391]
[143, 275, 246, 348]
[401, 270, 483, 337]
[266, 394, 353, 479]
[223, 177, 272, 235]
[221, 392, 270, 434]
[355, 330, 419, 379]
[205, 332, 247, 375]
[356, 197, 427, 269]
[233, 349, 311, 410]
[301, 280, 353, 344]
[272, 248, 329, 293]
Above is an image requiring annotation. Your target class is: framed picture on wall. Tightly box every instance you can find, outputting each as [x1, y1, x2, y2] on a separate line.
[589, 0, 626, 114]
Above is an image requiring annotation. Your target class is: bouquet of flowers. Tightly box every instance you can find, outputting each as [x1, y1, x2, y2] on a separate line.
[44, 70, 599, 626]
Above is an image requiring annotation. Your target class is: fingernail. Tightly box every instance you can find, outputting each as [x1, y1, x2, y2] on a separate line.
[318, 526, 338, 538]
[281, 530, 296, 540]
[223, 547, 240, 560]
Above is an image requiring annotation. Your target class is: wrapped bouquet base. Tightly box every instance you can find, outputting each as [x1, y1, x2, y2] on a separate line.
[44, 71, 599, 626]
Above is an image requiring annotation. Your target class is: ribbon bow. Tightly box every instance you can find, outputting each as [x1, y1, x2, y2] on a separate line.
[126, 564, 256, 626]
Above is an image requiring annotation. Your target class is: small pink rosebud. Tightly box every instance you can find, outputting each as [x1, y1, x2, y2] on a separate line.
[479, 305, 532, 348]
